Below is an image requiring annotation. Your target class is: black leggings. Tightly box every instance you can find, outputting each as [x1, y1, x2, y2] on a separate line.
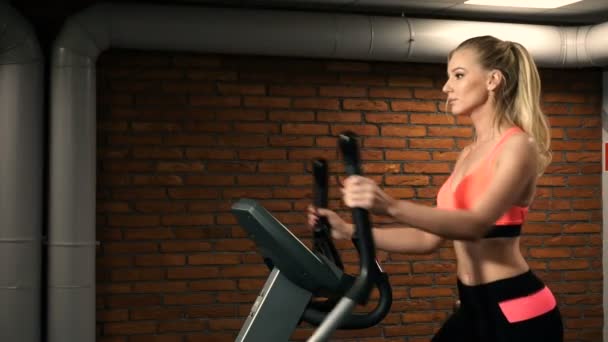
[432, 270, 563, 342]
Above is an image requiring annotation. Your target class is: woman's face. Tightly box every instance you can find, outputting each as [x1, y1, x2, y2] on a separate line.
[442, 48, 493, 116]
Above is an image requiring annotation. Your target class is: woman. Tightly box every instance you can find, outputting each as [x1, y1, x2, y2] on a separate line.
[308, 36, 563, 341]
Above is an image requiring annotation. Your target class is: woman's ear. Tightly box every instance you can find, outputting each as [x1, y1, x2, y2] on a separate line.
[487, 69, 503, 91]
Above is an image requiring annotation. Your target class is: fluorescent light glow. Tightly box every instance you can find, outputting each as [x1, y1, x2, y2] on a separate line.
[464, 0, 582, 9]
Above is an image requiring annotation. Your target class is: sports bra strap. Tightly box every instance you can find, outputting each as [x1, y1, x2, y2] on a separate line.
[485, 127, 523, 164]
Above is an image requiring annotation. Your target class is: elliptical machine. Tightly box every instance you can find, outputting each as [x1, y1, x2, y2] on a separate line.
[233, 132, 391, 341]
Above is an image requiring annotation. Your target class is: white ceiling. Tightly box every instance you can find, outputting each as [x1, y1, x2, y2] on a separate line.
[173, 0, 608, 24]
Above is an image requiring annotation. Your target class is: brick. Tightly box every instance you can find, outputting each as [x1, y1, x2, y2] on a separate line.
[281, 123, 328, 135]
[97, 309, 129, 322]
[161, 215, 214, 226]
[108, 215, 160, 227]
[410, 113, 454, 125]
[103, 321, 157, 335]
[414, 88, 445, 100]
[365, 113, 407, 123]
[293, 98, 340, 110]
[268, 136, 314, 147]
[369, 87, 412, 98]
[385, 175, 430, 186]
[130, 335, 182, 342]
[168, 188, 220, 199]
[99, 121, 129, 132]
[320, 86, 366, 97]
[543, 92, 587, 103]
[97, 201, 131, 213]
[363, 163, 401, 174]
[364, 137, 406, 148]
[563, 223, 600, 233]
[268, 110, 315, 121]
[381, 125, 426, 137]
[184, 175, 235, 186]
[106, 295, 162, 308]
[133, 175, 183, 186]
[185, 148, 235, 160]
[164, 293, 215, 305]
[258, 162, 305, 173]
[549, 259, 590, 270]
[402, 311, 447, 323]
[187, 305, 237, 318]
[405, 162, 451, 174]
[242, 148, 290, 160]
[161, 81, 215, 94]
[391, 100, 437, 112]
[185, 333, 235, 342]
[323, 111, 369, 124]
[233, 123, 280, 134]
[288, 149, 337, 160]
[340, 73, 386, 86]
[167, 267, 220, 279]
[409, 138, 454, 149]
[269, 85, 316, 97]
[222, 188, 273, 199]
[217, 83, 265, 95]
[97, 256, 133, 268]
[388, 75, 434, 87]
[410, 287, 454, 298]
[216, 135, 268, 147]
[186, 122, 232, 133]
[205, 162, 257, 173]
[343, 99, 388, 111]
[123, 228, 174, 240]
[528, 247, 572, 258]
[165, 135, 216, 146]
[243, 96, 290, 108]
[386, 150, 430, 161]
[133, 282, 188, 293]
[188, 254, 240, 265]
[428, 126, 472, 137]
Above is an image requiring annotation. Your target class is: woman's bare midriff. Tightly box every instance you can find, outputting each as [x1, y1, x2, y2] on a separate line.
[454, 236, 529, 286]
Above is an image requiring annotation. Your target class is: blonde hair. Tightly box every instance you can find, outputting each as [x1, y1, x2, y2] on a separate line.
[449, 36, 551, 175]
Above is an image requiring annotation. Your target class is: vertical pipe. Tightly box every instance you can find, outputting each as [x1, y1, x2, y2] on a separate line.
[0, 3, 43, 342]
[48, 46, 97, 342]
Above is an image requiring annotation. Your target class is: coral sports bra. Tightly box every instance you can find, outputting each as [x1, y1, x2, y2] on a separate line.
[436, 126, 528, 238]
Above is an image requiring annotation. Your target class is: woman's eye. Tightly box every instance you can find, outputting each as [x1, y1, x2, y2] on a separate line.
[455, 73, 464, 79]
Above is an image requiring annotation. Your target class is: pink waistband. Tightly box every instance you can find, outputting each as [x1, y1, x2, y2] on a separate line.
[498, 286, 556, 323]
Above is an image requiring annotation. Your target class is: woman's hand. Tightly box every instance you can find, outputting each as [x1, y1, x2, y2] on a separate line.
[307, 205, 353, 240]
[341, 175, 396, 216]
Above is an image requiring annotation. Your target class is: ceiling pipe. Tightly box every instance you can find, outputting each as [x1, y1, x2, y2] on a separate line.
[49, 3, 608, 341]
[0, 2, 43, 342]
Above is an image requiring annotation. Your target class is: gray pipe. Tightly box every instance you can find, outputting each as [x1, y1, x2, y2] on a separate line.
[0, 3, 43, 342]
[49, 3, 608, 341]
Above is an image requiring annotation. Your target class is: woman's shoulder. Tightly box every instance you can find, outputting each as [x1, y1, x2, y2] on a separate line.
[495, 129, 538, 170]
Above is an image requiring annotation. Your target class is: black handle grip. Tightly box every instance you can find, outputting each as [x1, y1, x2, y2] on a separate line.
[313, 159, 329, 208]
[338, 132, 376, 305]
[312, 159, 344, 271]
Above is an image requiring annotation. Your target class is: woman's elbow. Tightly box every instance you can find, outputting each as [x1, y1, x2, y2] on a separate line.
[467, 217, 496, 240]
[423, 234, 444, 253]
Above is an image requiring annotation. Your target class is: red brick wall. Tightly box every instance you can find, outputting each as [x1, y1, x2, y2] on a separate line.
[95, 50, 603, 342]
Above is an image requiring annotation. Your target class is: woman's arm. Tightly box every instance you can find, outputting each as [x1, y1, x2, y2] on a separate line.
[343, 133, 538, 240]
[372, 227, 444, 254]
[387, 134, 537, 240]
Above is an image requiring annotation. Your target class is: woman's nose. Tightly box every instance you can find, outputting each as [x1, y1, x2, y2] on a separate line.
[442, 80, 450, 94]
